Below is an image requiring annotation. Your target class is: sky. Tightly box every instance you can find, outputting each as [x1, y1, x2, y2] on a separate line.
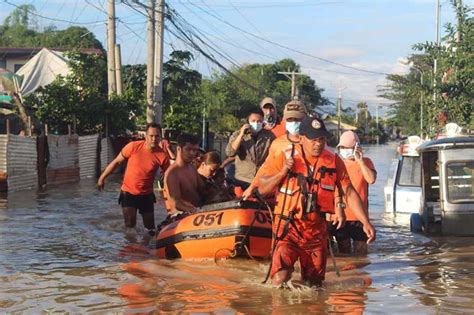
[1, 0, 472, 115]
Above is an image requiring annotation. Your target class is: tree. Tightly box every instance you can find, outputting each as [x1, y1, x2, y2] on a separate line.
[3, 4, 37, 29]
[162, 51, 203, 133]
[382, 2, 473, 135]
[25, 52, 140, 135]
[0, 5, 103, 50]
[200, 58, 329, 135]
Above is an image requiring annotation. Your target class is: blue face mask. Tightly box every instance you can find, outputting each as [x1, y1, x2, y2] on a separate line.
[286, 121, 301, 135]
[249, 121, 263, 133]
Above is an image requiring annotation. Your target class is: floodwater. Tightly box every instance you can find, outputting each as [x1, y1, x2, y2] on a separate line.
[1, 144, 474, 313]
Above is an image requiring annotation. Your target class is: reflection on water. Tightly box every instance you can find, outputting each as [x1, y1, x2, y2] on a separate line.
[1, 145, 474, 313]
[117, 257, 373, 314]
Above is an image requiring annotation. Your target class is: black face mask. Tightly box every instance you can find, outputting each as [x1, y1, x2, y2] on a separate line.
[264, 113, 275, 124]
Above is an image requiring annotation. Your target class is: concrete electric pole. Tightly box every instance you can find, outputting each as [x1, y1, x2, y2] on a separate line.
[277, 71, 305, 99]
[336, 86, 347, 142]
[146, 0, 156, 123]
[337, 88, 342, 142]
[107, 0, 117, 98]
[456, 0, 463, 42]
[433, 0, 440, 105]
[114, 44, 123, 95]
[154, 0, 165, 124]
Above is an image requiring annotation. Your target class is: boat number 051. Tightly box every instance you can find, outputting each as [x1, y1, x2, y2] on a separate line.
[192, 211, 272, 227]
[193, 212, 224, 226]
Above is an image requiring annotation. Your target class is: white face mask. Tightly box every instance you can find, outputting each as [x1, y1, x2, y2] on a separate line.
[285, 121, 301, 135]
[339, 148, 354, 160]
[249, 121, 263, 133]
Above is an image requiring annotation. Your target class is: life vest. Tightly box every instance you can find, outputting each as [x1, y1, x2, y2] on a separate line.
[274, 147, 337, 221]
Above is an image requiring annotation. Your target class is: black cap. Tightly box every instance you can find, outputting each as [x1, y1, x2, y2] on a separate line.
[299, 116, 331, 139]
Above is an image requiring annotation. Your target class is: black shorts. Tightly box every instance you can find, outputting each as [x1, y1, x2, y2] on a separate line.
[330, 221, 368, 242]
[118, 191, 156, 214]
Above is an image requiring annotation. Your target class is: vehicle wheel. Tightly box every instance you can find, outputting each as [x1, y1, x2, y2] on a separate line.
[410, 213, 423, 233]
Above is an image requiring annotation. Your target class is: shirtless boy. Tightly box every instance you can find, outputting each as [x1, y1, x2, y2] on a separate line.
[163, 134, 203, 214]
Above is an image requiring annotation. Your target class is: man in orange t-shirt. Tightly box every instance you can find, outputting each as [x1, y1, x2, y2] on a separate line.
[333, 131, 376, 255]
[98, 123, 170, 236]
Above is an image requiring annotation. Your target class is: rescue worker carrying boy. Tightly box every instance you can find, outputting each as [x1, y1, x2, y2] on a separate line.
[258, 116, 376, 287]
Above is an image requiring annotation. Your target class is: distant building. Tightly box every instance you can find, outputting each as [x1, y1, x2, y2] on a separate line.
[0, 47, 102, 73]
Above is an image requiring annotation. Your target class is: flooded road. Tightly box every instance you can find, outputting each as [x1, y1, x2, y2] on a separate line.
[1, 144, 474, 313]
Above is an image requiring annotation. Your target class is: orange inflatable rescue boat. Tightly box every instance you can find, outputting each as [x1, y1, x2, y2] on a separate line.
[154, 200, 273, 260]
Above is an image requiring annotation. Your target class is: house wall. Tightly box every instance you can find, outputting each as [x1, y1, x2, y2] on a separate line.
[6, 57, 28, 73]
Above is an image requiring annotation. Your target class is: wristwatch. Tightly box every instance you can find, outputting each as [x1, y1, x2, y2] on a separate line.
[336, 201, 346, 209]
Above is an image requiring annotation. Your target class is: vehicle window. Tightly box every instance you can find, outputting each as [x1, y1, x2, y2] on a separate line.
[446, 161, 474, 203]
[386, 159, 398, 186]
[422, 152, 440, 202]
[398, 156, 421, 186]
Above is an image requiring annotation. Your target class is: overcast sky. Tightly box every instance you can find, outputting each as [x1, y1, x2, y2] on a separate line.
[1, 0, 472, 115]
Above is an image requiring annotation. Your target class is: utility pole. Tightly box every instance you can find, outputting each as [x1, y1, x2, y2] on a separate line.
[202, 108, 206, 150]
[146, 0, 156, 123]
[107, 0, 116, 97]
[456, 0, 463, 43]
[336, 86, 347, 142]
[376, 105, 379, 145]
[433, 0, 440, 104]
[114, 44, 123, 95]
[337, 87, 342, 142]
[365, 105, 369, 136]
[154, 0, 165, 124]
[277, 70, 305, 99]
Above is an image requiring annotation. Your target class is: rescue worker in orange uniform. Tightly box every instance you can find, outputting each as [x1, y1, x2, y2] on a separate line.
[258, 116, 376, 287]
[333, 131, 376, 255]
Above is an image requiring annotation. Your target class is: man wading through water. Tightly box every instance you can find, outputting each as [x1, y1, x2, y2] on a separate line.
[97, 123, 170, 238]
[258, 116, 376, 287]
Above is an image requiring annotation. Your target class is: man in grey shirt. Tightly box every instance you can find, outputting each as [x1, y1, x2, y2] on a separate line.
[226, 107, 275, 194]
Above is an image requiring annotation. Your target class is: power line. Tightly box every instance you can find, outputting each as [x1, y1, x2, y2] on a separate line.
[120, 0, 257, 91]
[187, 2, 389, 76]
[3, 0, 106, 25]
[167, 6, 244, 68]
[199, 0, 284, 60]
[175, 1, 343, 11]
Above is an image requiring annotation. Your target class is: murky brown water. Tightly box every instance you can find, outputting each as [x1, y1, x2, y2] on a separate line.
[1, 144, 474, 313]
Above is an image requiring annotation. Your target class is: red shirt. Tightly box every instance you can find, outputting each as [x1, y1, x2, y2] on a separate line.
[343, 158, 376, 221]
[121, 140, 170, 195]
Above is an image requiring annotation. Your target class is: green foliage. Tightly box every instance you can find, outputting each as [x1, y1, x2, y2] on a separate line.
[3, 4, 37, 29]
[1, 5, 103, 49]
[383, 2, 473, 135]
[162, 51, 203, 133]
[25, 52, 140, 135]
[196, 58, 329, 135]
